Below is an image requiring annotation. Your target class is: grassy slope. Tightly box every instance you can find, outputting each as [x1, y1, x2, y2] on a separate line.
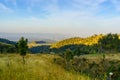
[0, 54, 90, 80]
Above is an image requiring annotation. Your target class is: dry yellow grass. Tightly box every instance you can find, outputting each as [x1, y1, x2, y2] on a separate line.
[0, 54, 91, 80]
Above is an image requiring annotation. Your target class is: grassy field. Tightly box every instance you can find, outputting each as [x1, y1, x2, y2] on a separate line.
[0, 54, 91, 80]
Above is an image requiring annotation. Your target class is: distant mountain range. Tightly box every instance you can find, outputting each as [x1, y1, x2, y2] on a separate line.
[0, 32, 69, 41]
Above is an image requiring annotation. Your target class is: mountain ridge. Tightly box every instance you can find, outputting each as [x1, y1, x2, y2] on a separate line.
[50, 34, 103, 48]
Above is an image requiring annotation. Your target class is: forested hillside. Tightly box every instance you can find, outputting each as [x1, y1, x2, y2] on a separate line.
[0, 38, 16, 53]
[0, 38, 16, 45]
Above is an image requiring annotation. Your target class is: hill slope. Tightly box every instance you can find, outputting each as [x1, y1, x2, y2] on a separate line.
[0, 38, 16, 45]
[0, 38, 16, 53]
[51, 34, 103, 48]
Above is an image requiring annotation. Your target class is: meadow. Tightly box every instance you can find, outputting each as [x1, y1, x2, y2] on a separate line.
[0, 53, 91, 80]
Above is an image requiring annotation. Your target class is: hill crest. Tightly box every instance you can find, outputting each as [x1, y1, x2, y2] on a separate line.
[50, 34, 103, 48]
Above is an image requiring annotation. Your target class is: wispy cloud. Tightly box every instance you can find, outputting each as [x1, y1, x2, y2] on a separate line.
[72, 0, 106, 6]
[0, 3, 13, 13]
[111, 0, 120, 11]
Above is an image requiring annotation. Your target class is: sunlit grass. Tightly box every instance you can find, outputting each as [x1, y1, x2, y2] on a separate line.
[80, 53, 120, 60]
[28, 41, 51, 48]
[0, 54, 91, 80]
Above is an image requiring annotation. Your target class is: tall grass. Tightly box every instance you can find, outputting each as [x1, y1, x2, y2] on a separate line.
[0, 54, 91, 80]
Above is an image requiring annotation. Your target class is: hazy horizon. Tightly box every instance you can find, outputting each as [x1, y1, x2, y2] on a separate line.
[0, 32, 70, 41]
[1, 32, 120, 41]
[0, 0, 120, 36]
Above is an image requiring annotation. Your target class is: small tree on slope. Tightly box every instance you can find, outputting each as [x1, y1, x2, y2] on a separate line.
[17, 37, 28, 64]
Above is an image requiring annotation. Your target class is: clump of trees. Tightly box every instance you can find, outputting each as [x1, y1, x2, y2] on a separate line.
[63, 49, 74, 62]
[98, 33, 120, 53]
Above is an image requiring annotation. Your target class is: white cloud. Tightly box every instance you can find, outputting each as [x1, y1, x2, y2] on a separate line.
[68, 0, 107, 15]
[0, 3, 13, 13]
[28, 0, 108, 18]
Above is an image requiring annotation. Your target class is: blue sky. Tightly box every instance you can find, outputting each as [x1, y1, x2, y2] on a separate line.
[0, 0, 120, 37]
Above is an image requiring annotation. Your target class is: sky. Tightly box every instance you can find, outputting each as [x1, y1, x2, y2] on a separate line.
[0, 0, 120, 37]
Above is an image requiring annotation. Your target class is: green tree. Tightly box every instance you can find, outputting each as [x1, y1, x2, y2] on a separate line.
[64, 49, 74, 62]
[73, 46, 81, 56]
[17, 37, 28, 64]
